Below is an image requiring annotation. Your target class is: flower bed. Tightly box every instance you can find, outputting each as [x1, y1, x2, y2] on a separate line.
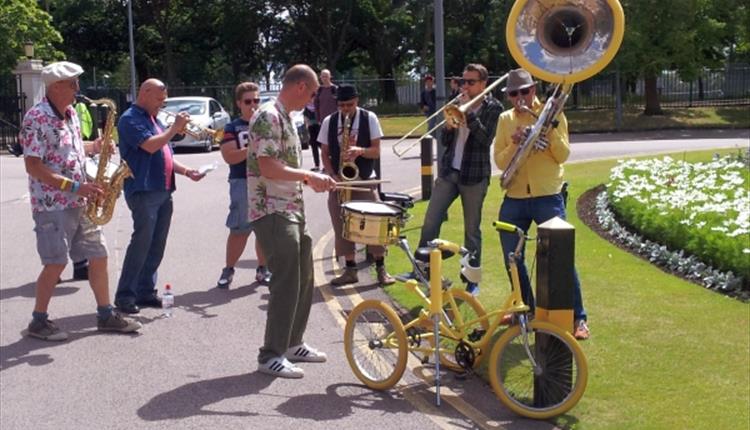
[604, 152, 749, 295]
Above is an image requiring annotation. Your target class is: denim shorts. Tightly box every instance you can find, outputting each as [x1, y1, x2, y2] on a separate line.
[32, 207, 108, 265]
[226, 178, 253, 234]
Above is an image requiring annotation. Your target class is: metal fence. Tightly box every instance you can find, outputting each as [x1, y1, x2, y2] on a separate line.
[4, 66, 748, 143]
[149, 65, 750, 115]
[0, 75, 25, 154]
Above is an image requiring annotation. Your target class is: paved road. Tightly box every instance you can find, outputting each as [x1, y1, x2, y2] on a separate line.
[1, 129, 747, 430]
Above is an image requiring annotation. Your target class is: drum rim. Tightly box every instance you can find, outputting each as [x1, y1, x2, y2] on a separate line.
[341, 200, 403, 215]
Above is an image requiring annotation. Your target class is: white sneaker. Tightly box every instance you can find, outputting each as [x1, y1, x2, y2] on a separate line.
[258, 356, 304, 379]
[285, 343, 328, 363]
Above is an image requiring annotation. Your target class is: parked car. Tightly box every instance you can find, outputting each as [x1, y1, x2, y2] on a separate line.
[157, 96, 231, 152]
[259, 91, 309, 147]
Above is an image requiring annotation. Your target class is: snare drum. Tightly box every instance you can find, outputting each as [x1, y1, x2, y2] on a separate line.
[341, 201, 404, 246]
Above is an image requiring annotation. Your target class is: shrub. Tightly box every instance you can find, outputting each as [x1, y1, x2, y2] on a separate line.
[606, 151, 750, 287]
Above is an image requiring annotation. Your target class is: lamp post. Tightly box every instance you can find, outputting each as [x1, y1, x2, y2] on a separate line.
[23, 41, 34, 59]
[128, 0, 137, 102]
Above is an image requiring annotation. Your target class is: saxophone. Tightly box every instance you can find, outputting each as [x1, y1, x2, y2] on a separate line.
[338, 114, 359, 203]
[82, 97, 133, 225]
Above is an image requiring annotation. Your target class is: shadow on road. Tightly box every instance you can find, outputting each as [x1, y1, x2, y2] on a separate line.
[0, 281, 79, 301]
[138, 373, 268, 420]
[276, 383, 412, 420]
[0, 313, 140, 372]
[173, 283, 263, 319]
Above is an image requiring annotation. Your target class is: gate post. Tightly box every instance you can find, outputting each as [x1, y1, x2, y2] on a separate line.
[13, 58, 45, 115]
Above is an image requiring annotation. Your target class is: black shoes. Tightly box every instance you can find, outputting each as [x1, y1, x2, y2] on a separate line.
[115, 302, 140, 314]
[135, 296, 163, 309]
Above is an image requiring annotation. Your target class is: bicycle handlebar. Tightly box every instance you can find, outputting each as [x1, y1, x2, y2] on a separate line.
[493, 221, 517, 233]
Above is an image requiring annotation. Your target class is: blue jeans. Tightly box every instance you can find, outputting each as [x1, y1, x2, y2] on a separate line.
[115, 191, 173, 304]
[498, 194, 587, 321]
[419, 171, 489, 265]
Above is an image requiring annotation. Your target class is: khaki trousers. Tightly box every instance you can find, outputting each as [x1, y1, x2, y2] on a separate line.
[253, 214, 314, 363]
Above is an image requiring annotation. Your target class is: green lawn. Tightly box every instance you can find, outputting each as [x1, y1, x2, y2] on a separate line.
[382, 148, 750, 429]
[379, 105, 750, 137]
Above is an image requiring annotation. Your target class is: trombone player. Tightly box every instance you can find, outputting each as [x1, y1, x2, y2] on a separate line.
[318, 84, 395, 286]
[494, 68, 589, 340]
[417, 64, 503, 296]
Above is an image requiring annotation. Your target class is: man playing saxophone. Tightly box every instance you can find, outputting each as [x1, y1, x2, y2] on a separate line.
[19, 61, 142, 340]
[114, 79, 205, 314]
[494, 68, 589, 340]
[318, 84, 395, 286]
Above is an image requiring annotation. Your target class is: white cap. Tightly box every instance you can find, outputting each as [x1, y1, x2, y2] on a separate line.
[41, 61, 84, 86]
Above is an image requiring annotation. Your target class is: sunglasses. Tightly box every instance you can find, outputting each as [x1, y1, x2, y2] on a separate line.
[460, 78, 481, 86]
[242, 98, 261, 105]
[507, 88, 531, 97]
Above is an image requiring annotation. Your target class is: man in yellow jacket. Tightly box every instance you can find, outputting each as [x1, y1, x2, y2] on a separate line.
[494, 68, 589, 340]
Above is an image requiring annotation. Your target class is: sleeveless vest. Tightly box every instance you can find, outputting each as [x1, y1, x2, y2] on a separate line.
[327, 109, 374, 179]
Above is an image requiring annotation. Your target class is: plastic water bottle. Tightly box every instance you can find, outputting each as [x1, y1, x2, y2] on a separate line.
[162, 284, 174, 318]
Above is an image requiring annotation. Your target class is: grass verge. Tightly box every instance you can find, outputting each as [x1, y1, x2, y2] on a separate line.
[383, 148, 750, 429]
[379, 105, 750, 137]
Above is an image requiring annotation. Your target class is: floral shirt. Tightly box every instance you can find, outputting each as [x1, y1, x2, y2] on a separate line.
[19, 98, 86, 213]
[246, 99, 304, 223]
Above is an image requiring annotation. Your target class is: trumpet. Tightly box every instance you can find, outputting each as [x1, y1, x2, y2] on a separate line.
[159, 109, 224, 146]
[391, 74, 508, 158]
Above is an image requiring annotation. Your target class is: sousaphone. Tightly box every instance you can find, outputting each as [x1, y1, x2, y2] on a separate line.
[500, 0, 625, 189]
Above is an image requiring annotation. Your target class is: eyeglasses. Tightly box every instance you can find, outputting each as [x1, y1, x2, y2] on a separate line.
[460, 78, 480, 86]
[242, 98, 261, 105]
[507, 88, 531, 97]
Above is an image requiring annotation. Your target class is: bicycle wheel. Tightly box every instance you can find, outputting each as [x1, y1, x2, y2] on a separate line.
[488, 320, 588, 419]
[344, 300, 408, 390]
[422, 289, 489, 371]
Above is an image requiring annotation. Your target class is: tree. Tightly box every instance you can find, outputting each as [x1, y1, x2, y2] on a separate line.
[352, 0, 418, 103]
[619, 0, 741, 115]
[46, 0, 127, 84]
[279, 0, 357, 73]
[0, 0, 62, 76]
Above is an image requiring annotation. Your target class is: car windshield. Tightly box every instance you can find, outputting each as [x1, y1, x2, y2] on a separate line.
[163, 100, 206, 116]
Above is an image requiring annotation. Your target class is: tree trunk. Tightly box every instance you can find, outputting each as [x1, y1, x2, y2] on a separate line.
[643, 74, 663, 115]
[381, 78, 398, 103]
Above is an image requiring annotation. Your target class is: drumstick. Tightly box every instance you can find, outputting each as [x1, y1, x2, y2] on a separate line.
[336, 179, 391, 186]
[335, 185, 371, 192]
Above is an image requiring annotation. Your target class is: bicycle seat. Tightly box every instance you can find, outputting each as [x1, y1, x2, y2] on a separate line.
[414, 246, 455, 262]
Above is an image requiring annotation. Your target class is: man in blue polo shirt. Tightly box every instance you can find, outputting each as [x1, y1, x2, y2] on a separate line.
[114, 79, 205, 314]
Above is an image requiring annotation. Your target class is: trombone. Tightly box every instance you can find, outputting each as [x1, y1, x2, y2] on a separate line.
[391, 74, 509, 158]
[391, 92, 461, 158]
[159, 109, 225, 146]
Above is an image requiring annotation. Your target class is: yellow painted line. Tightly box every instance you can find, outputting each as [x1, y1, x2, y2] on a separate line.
[314, 229, 503, 430]
[421, 165, 433, 175]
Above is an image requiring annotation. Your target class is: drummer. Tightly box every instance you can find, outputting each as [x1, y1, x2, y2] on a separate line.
[317, 84, 395, 286]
